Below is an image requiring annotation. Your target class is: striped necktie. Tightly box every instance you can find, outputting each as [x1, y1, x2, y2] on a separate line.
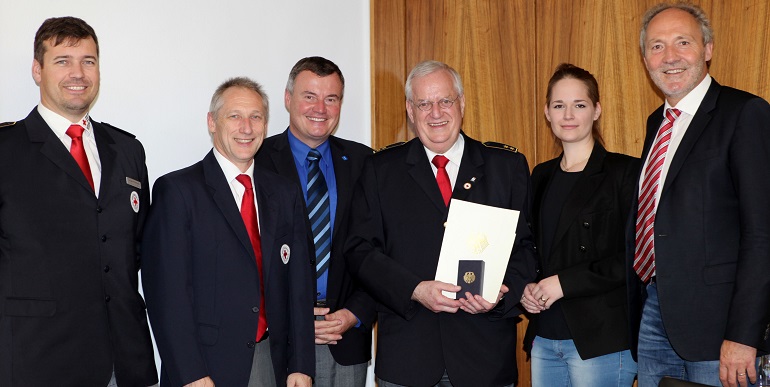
[306, 149, 331, 280]
[634, 108, 680, 282]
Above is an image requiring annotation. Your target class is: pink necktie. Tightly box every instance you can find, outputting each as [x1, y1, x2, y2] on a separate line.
[432, 155, 452, 206]
[634, 108, 680, 282]
[65, 124, 94, 191]
[236, 174, 267, 341]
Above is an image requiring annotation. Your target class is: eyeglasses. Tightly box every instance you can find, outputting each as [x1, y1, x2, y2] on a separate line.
[410, 95, 461, 112]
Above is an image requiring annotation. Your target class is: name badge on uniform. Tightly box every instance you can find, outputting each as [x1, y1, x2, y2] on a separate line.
[126, 177, 142, 189]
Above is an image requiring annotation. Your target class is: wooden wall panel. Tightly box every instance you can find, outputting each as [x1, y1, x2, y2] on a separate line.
[372, 0, 538, 159]
[536, 0, 770, 164]
[704, 0, 770, 98]
[371, 0, 408, 148]
[536, 0, 658, 163]
[371, 1, 770, 386]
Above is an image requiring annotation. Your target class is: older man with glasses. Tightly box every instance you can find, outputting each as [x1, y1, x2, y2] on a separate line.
[344, 60, 538, 387]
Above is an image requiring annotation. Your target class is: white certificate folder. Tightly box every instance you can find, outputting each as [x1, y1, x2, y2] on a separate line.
[435, 199, 519, 303]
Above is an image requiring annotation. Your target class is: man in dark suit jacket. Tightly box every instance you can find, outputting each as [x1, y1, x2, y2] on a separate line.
[141, 77, 314, 387]
[344, 60, 538, 387]
[254, 57, 374, 386]
[627, 4, 770, 387]
[0, 17, 157, 387]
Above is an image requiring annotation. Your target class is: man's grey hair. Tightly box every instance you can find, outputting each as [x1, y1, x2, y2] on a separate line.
[405, 60, 464, 101]
[209, 77, 270, 123]
[640, 2, 714, 55]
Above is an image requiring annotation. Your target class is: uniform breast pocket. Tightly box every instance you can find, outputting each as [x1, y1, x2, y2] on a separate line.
[274, 224, 291, 240]
[4, 297, 57, 317]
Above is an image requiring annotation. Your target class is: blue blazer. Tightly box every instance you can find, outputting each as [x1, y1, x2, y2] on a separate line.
[254, 130, 376, 366]
[142, 151, 315, 386]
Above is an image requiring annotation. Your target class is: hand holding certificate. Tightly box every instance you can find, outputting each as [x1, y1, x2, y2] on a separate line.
[434, 199, 520, 304]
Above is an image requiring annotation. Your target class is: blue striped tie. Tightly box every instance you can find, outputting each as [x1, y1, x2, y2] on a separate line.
[306, 149, 331, 280]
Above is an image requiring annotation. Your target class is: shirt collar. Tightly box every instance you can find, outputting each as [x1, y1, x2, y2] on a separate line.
[37, 103, 91, 138]
[664, 74, 712, 116]
[424, 133, 465, 166]
[287, 127, 332, 166]
[212, 147, 255, 184]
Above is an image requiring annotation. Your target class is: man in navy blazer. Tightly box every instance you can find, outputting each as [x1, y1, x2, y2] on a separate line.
[0, 17, 157, 387]
[344, 60, 538, 387]
[627, 3, 770, 387]
[142, 77, 314, 387]
[254, 57, 374, 386]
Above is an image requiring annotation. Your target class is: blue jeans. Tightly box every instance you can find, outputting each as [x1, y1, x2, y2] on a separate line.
[378, 371, 514, 387]
[638, 282, 759, 387]
[531, 336, 637, 387]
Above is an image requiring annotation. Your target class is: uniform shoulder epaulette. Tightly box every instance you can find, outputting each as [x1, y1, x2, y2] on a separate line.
[483, 141, 518, 153]
[100, 122, 137, 138]
[376, 141, 406, 153]
[0, 121, 17, 129]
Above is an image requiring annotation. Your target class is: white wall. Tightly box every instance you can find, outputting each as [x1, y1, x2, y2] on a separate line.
[0, 0, 372, 183]
[0, 0, 374, 383]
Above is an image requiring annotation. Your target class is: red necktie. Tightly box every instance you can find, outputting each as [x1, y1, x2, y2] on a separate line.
[236, 174, 267, 341]
[65, 124, 94, 191]
[432, 155, 452, 206]
[634, 108, 680, 282]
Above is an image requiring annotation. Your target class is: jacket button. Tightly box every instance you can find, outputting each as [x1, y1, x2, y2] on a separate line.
[104, 265, 110, 273]
[579, 245, 587, 252]
[246, 341, 255, 348]
[583, 222, 590, 228]
[96, 206, 103, 213]
[252, 306, 259, 313]
[105, 295, 111, 302]
[101, 235, 107, 242]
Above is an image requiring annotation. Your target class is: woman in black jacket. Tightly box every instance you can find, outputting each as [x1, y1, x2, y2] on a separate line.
[521, 63, 639, 387]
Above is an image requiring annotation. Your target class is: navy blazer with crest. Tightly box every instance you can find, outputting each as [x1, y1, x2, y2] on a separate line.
[254, 129, 376, 366]
[141, 150, 315, 386]
[0, 108, 157, 386]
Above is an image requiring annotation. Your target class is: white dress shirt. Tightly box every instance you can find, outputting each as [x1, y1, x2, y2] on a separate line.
[640, 75, 712, 210]
[212, 148, 260, 231]
[424, 133, 465, 189]
[38, 104, 102, 196]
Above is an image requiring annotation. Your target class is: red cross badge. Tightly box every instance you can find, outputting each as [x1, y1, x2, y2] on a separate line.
[280, 244, 290, 264]
[130, 191, 140, 213]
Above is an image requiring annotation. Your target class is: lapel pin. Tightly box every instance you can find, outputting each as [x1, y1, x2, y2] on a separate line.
[130, 191, 140, 213]
[280, 244, 290, 264]
[341, 155, 348, 161]
[463, 182, 471, 190]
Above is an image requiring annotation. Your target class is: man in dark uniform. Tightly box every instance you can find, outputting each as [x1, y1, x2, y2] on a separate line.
[344, 60, 538, 387]
[0, 16, 157, 387]
[255, 56, 374, 387]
